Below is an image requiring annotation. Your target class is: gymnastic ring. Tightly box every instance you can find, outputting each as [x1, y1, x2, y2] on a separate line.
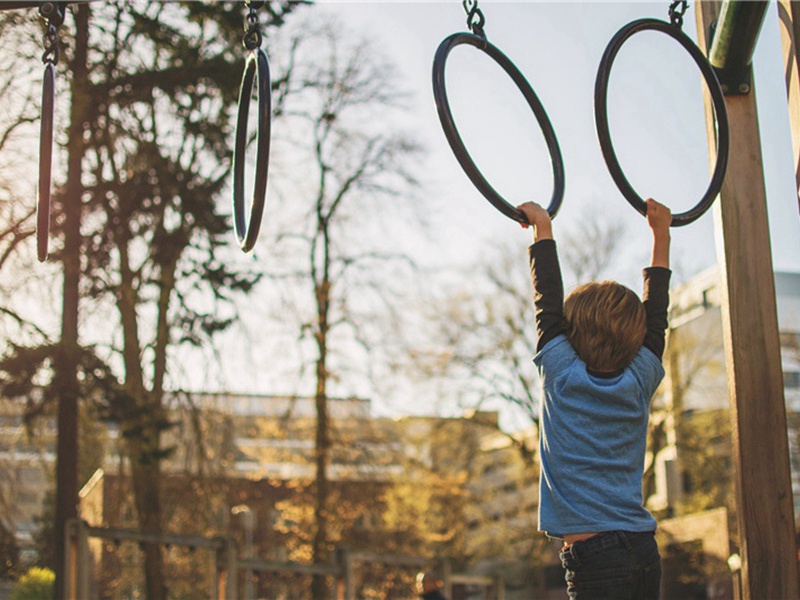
[432, 32, 565, 224]
[594, 18, 729, 227]
[232, 47, 271, 252]
[37, 62, 55, 262]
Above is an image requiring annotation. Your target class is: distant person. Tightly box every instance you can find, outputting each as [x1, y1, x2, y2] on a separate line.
[518, 198, 671, 599]
[416, 569, 447, 600]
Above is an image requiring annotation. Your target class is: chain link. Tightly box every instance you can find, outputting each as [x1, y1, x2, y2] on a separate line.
[243, 0, 263, 51]
[668, 0, 689, 29]
[39, 2, 65, 65]
[462, 0, 486, 38]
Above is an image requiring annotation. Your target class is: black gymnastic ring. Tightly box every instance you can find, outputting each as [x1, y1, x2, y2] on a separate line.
[37, 62, 55, 262]
[594, 18, 729, 227]
[432, 32, 565, 224]
[232, 48, 271, 252]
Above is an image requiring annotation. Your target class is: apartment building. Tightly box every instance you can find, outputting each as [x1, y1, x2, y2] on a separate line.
[651, 268, 800, 516]
[0, 390, 544, 596]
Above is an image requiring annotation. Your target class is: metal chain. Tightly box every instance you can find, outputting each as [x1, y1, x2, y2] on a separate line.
[462, 0, 486, 38]
[243, 0, 264, 51]
[39, 2, 65, 65]
[668, 0, 689, 29]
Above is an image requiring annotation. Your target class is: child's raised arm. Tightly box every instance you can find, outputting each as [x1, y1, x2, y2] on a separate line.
[518, 201, 553, 243]
[518, 201, 566, 352]
[646, 198, 671, 268]
[642, 198, 672, 361]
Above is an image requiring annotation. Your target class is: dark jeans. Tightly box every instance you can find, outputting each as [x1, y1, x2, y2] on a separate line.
[559, 531, 661, 600]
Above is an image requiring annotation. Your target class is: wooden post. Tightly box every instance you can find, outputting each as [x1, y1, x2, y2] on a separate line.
[696, 3, 799, 599]
[225, 538, 238, 600]
[777, 0, 800, 215]
[62, 520, 76, 600]
[75, 520, 91, 599]
[215, 537, 238, 600]
[214, 557, 224, 600]
[494, 575, 505, 600]
[335, 548, 354, 600]
[440, 558, 452, 600]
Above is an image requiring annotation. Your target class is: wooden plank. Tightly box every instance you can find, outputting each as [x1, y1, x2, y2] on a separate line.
[346, 551, 428, 567]
[83, 524, 226, 549]
[777, 0, 800, 215]
[450, 574, 494, 585]
[695, 3, 799, 599]
[238, 558, 342, 577]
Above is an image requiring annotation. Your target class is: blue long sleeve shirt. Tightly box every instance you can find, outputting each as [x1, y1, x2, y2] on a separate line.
[529, 239, 670, 538]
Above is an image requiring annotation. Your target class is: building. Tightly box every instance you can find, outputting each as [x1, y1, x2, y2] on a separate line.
[652, 268, 800, 516]
[641, 268, 800, 598]
[0, 391, 544, 597]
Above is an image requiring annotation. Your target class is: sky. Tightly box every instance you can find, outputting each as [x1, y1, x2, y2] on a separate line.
[212, 0, 800, 424]
[310, 0, 800, 282]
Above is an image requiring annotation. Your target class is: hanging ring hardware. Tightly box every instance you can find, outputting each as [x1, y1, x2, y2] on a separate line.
[432, 33, 565, 224]
[232, 1, 272, 253]
[462, 0, 486, 38]
[37, 1, 65, 262]
[38, 63, 55, 262]
[594, 17, 729, 227]
[232, 48, 272, 253]
[668, 0, 689, 28]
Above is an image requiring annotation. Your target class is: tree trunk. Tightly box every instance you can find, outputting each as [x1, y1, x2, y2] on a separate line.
[54, 5, 89, 598]
[130, 446, 166, 600]
[116, 239, 167, 598]
[312, 277, 331, 599]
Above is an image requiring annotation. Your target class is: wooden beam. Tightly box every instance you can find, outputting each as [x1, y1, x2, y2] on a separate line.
[696, 3, 799, 599]
[777, 0, 800, 215]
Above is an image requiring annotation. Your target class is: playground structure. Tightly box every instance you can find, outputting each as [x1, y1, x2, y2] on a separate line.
[1, 0, 800, 598]
[63, 519, 505, 599]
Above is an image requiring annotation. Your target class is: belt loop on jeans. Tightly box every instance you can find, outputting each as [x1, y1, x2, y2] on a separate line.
[618, 531, 633, 551]
[562, 542, 580, 567]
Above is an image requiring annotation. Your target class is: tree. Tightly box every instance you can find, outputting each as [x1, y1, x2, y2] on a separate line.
[260, 15, 424, 596]
[0, 2, 303, 597]
[78, 4, 305, 597]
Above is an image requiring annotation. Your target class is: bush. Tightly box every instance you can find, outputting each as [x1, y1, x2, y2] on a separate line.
[10, 567, 54, 600]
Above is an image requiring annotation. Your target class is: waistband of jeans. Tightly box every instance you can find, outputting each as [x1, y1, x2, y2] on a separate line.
[564, 530, 655, 559]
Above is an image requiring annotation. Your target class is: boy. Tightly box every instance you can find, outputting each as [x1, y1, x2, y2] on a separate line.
[518, 198, 672, 600]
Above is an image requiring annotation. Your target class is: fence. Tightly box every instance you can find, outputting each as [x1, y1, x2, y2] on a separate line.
[65, 519, 505, 599]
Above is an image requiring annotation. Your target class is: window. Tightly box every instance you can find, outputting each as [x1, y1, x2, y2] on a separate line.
[785, 372, 800, 389]
[780, 332, 800, 351]
[701, 289, 711, 308]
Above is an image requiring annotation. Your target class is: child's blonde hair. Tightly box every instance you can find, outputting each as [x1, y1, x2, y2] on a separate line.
[564, 281, 646, 372]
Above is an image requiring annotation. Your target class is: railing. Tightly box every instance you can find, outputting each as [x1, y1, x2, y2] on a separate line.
[65, 519, 505, 599]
